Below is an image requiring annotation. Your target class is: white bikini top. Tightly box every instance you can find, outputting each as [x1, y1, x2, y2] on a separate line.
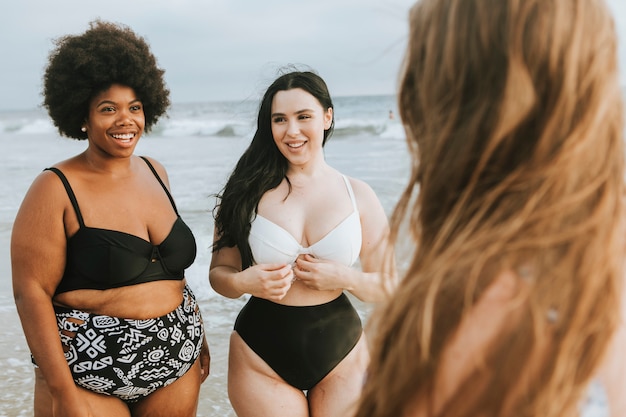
[249, 175, 362, 267]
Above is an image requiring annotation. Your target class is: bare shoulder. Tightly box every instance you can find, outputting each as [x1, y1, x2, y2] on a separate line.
[345, 176, 380, 207]
[138, 155, 168, 175]
[137, 155, 171, 185]
[12, 168, 69, 245]
[22, 168, 71, 206]
[12, 168, 73, 295]
[345, 176, 387, 227]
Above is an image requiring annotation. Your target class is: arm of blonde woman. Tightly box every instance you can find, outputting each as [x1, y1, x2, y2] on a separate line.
[208, 231, 294, 301]
[401, 270, 528, 417]
[11, 171, 95, 416]
[294, 178, 396, 303]
[597, 279, 626, 416]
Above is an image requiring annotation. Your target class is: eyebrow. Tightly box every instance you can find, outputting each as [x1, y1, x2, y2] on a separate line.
[271, 108, 315, 117]
[96, 98, 142, 107]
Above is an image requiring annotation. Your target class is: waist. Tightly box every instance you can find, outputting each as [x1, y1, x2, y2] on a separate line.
[270, 281, 344, 306]
[52, 280, 187, 320]
[55, 261, 186, 295]
[244, 291, 357, 315]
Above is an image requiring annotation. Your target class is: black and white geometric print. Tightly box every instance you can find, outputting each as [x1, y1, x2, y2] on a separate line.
[54, 285, 204, 403]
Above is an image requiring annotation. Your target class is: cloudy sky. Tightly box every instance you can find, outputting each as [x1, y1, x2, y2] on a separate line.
[1, 0, 624, 112]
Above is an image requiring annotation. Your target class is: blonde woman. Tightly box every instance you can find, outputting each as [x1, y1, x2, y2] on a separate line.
[354, 0, 626, 416]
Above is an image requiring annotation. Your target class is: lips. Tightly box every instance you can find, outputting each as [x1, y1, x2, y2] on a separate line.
[111, 132, 136, 142]
[286, 141, 306, 149]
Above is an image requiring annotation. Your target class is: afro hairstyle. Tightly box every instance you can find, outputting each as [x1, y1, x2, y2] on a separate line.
[43, 20, 170, 140]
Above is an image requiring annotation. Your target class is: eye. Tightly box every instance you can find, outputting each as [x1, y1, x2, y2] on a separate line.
[272, 116, 286, 123]
[100, 106, 115, 113]
[298, 114, 312, 120]
[130, 104, 143, 112]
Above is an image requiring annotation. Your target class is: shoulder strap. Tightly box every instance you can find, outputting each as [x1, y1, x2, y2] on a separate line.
[139, 156, 179, 214]
[342, 175, 358, 211]
[44, 167, 85, 227]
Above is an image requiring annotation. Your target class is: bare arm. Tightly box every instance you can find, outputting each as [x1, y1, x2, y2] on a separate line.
[140, 156, 172, 189]
[403, 271, 529, 416]
[208, 238, 247, 299]
[11, 171, 85, 402]
[597, 278, 626, 416]
[349, 178, 397, 302]
[144, 156, 214, 382]
[209, 229, 294, 301]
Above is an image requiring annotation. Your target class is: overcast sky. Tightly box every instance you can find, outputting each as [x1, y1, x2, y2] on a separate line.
[0, 0, 624, 112]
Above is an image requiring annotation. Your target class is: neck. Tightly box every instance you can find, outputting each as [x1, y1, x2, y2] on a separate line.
[82, 150, 135, 176]
[286, 162, 334, 186]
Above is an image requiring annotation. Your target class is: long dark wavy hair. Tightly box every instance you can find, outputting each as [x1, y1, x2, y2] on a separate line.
[212, 70, 335, 269]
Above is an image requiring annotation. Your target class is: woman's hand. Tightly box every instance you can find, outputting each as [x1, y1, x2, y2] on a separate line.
[199, 336, 211, 383]
[51, 387, 95, 417]
[293, 254, 352, 291]
[238, 263, 294, 301]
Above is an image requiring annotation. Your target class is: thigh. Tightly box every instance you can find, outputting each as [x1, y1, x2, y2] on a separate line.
[130, 358, 203, 417]
[228, 331, 309, 417]
[308, 333, 369, 417]
[34, 368, 131, 417]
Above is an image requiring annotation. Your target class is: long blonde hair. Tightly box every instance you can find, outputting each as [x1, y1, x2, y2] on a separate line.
[356, 0, 624, 416]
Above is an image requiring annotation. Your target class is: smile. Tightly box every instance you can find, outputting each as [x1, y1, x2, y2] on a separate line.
[287, 142, 306, 149]
[111, 133, 135, 142]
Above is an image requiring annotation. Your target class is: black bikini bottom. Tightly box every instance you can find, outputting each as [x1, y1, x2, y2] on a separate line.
[234, 292, 362, 391]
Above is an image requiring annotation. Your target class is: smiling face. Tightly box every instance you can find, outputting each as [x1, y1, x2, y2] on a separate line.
[83, 84, 145, 159]
[270, 88, 333, 169]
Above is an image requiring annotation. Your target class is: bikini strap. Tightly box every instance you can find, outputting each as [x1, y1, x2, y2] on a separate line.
[139, 156, 179, 215]
[44, 167, 85, 228]
[342, 175, 358, 212]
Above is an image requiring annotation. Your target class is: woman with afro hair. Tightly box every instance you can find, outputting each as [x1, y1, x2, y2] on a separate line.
[11, 20, 210, 417]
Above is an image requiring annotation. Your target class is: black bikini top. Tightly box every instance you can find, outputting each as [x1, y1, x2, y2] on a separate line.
[49, 157, 197, 295]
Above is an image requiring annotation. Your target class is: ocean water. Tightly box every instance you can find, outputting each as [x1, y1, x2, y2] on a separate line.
[0, 94, 610, 416]
[0, 95, 408, 417]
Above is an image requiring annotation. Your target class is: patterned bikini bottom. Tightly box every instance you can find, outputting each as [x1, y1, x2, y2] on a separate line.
[35, 285, 204, 403]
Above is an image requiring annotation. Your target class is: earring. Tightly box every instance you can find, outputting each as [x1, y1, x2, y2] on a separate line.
[81, 127, 87, 132]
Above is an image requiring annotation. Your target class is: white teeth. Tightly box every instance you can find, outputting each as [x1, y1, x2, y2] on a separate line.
[112, 133, 134, 140]
[287, 142, 305, 148]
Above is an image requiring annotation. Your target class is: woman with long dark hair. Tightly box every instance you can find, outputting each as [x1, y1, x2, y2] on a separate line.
[210, 69, 393, 417]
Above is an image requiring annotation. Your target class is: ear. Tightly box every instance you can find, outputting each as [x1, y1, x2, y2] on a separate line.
[324, 107, 333, 130]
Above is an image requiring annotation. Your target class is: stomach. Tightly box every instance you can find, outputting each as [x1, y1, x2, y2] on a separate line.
[275, 280, 344, 306]
[52, 279, 187, 319]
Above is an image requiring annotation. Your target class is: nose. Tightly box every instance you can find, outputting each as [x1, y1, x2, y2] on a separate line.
[116, 108, 133, 126]
[286, 119, 299, 137]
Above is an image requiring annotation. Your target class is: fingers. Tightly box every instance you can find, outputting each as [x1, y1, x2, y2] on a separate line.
[200, 338, 211, 383]
[262, 263, 293, 281]
[264, 263, 296, 272]
[294, 254, 316, 275]
[297, 254, 316, 263]
[254, 263, 293, 301]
